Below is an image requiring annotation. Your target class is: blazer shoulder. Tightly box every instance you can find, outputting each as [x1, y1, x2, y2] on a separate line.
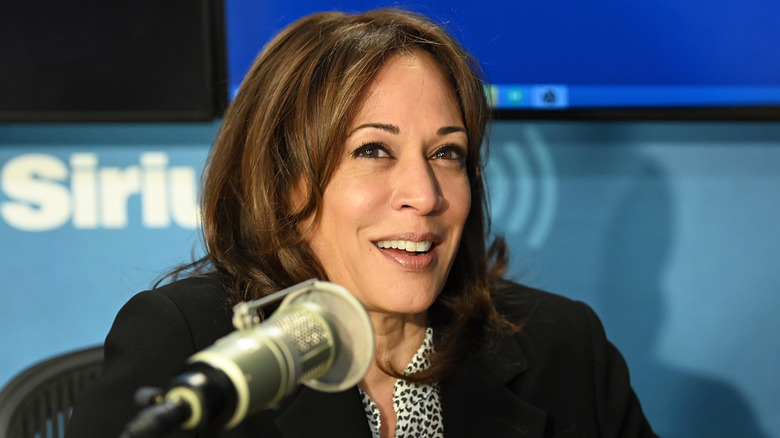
[486, 280, 657, 437]
[66, 276, 233, 438]
[148, 275, 235, 350]
[103, 275, 234, 370]
[151, 275, 229, 309]
[492, 278, 592, 328]
[489, 278, 611, 371]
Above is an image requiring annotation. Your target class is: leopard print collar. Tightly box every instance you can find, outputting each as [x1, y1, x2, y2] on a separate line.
[359, 327, 444, 437]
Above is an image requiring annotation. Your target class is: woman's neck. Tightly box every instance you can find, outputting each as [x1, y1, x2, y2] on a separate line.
[359, 311, 428, 437]
[368, 310, 427, 372]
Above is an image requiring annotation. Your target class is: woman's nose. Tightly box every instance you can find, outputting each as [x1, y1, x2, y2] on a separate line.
[389, 157, 443, 214]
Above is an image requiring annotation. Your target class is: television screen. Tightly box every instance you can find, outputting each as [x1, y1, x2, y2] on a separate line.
[0, 1, 225, 122]
[225, 0, 780, 120]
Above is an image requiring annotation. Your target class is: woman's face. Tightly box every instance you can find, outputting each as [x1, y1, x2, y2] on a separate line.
[306, 50, 471, 318]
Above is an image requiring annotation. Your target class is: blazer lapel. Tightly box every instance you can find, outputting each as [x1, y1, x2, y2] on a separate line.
[440, 331, 549, 438]
[273, 386, 372, 438]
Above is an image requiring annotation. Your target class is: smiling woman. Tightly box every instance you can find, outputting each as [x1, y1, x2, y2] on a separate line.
[66, 7, 657, 438]
[308, 51, 471, 319]
[305, 53, 474, 434]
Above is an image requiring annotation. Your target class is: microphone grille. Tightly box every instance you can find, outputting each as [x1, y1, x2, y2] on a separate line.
[271, 309, 330, 352]
[277, 280, 374, 392]
[266, 308, 334, 380]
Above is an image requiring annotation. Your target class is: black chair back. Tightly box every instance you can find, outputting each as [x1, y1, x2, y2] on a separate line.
[0, 346, 103, 438]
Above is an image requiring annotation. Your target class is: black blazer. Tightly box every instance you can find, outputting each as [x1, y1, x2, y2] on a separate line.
[66, 277, 656, 438]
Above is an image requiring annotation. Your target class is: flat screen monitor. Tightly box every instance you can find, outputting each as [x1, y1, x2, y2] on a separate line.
[225, 0, 780, 120]
[0, 1, 226, 122]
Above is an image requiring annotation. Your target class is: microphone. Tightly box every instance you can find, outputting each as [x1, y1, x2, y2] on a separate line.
[120, 279, 375, 437]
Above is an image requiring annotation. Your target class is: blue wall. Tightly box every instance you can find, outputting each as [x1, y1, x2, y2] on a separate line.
[1, 121, 778, 437]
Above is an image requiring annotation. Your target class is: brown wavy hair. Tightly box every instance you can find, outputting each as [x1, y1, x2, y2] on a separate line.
[189, 8, 513, 381]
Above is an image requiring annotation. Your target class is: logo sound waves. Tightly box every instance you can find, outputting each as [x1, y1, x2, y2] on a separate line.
[485, 126, 558, 250]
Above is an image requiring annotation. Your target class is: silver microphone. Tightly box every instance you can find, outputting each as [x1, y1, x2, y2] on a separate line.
[121, 279, 374, 437]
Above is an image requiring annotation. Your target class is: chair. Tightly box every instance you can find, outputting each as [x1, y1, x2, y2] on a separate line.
[0, 346, 103, 438]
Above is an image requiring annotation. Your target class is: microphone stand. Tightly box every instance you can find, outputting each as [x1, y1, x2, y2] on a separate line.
[120, 364, 238, 438]
[119, 279, 374, 437]
[118, 289, 297, 438]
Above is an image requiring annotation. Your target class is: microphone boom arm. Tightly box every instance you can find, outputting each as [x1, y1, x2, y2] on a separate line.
[230, 280, 314, 331]
[121, 279, 375, 437]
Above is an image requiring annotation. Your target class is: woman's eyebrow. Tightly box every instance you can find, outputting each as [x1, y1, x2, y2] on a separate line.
[348, 123, 466, 137]
[437, 126, 467, 136]
[348, 123, 399, 136]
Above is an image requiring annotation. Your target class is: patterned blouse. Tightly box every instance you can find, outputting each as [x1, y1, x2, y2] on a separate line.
[358, 327, 444, 438]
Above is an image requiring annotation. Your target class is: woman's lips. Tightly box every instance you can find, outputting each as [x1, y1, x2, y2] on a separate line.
[375, 243, 436, 270]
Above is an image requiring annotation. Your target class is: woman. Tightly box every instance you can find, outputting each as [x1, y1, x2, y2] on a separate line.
[67, 8, 655, 438]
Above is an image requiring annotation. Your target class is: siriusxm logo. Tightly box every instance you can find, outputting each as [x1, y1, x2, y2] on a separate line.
[1, 152, 199, 231]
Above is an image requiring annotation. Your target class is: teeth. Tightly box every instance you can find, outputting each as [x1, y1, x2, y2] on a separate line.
[376, 240, 433, 253]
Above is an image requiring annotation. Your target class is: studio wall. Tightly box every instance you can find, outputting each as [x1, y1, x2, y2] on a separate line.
[1, 120, 778, 436]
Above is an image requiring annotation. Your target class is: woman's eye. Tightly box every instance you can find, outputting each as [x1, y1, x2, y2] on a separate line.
[432, 145, 467, 162]
[352, 142, 390, 159]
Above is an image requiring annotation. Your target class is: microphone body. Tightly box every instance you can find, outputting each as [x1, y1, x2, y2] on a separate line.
[187, 299, 339, 428]
[121, 279, 374, 437]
